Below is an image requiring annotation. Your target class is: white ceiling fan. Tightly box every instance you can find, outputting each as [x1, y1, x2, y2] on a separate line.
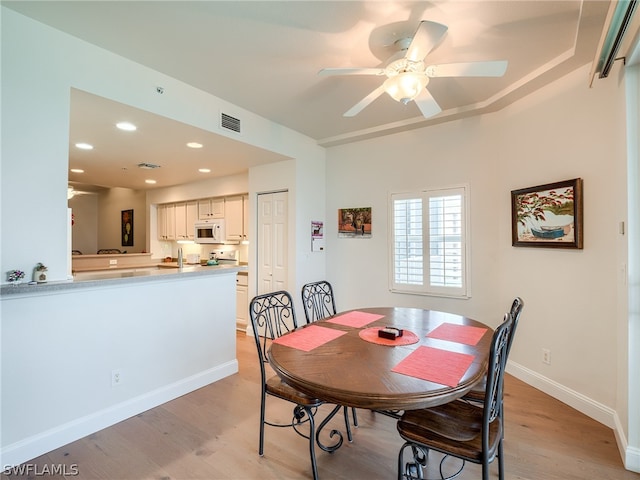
[67, 183, 100, 199]
[319, 21, 508, 119]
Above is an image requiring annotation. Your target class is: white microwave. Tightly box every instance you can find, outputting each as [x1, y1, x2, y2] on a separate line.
[194, 219, 226, 244]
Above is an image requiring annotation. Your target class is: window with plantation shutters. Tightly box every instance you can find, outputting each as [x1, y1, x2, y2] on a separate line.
[390, 186, 468, 297]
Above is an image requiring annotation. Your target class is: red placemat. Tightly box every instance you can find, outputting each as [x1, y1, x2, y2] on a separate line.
[358, 327, 419, 346]
[391, 346, 475, 387]
[273, 325, 347, 352]
[426, 323, 488, 346]
[327, 311, 384, 328]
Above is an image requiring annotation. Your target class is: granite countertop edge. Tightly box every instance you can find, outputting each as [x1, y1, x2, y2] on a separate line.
[1, 264, 247, 298]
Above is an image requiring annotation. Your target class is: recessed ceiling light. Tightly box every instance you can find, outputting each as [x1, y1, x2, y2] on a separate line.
[198, 168, 211, 173]
[145, 179, 157, 184]
[187, 142, 203, 149]
[116, 122, 137, 131]
[70, 168, 85, 173]
[75, 143, 93, 150]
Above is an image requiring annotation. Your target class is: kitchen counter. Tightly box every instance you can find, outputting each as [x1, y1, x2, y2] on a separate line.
[1, 263, 247, 298]
[2, 259, 241, 466]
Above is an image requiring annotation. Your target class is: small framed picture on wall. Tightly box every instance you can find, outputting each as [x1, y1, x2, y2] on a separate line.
[338, 207, 372, 238]
[121, 209, 134, 246]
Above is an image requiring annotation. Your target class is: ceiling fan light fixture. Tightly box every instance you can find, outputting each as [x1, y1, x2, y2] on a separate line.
[384, 72, 428, 104]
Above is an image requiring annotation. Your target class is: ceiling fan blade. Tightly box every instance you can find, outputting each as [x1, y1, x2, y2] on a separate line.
[414, 88, 442, 119]
[426, 60, 508, 78]
[405, 21, 448, 63]
[343, 85, 386, 117]
[319, 67, 385, 76]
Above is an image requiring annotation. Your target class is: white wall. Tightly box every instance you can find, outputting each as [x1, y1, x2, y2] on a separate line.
[69, 194, 99, 255]
[325, 114, 502, 322]
[98, 187, 147, 253]
[325, 62, 630, 446]
[69, 187, 147, 255]
[625, 56, 640, 470]
[496, 63, 626, 412]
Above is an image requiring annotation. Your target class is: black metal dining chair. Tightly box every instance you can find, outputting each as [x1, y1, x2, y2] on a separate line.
[396, 312, 513, 480]
[462, 297, 524, 403]
[249, 290, 323, 480]
[301, 280, 359, 439]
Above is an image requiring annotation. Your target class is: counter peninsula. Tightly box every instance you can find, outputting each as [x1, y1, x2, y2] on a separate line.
[1, 261, 244, 467]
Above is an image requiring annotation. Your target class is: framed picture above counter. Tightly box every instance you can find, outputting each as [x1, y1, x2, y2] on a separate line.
[122, 209, 134, 246]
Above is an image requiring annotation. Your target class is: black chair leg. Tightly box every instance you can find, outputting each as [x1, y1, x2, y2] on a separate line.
[343, 406, 353, 442]
[305, 405, 319, 480]
[259, 391, 266, 456]
[498, 438, 504, 480]
[351, 407, 358, 426]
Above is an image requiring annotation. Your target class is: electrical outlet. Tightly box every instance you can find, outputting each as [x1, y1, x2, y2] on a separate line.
[542, 348, 551, 365]
[109, 259, 118, 265]
[111, 369, 122, 387]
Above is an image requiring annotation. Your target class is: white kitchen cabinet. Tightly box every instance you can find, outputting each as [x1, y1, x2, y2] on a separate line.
[157, 204, 176, 241]
[186, 201, 197, 239]
[198, 197, 224, 219]
[225, 195, 244, 241]
[175, 203, 187, 240]
[236, 273, 249, 331]
[175, 201, 197, 240]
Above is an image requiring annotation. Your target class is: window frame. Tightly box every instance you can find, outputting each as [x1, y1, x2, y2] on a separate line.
[388, 185, 471, 299]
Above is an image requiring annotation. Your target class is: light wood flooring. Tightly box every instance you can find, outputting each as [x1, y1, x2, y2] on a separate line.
[3, 332, 639, 480]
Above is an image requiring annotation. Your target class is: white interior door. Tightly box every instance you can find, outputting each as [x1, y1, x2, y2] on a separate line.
[257, 191, 288, 294]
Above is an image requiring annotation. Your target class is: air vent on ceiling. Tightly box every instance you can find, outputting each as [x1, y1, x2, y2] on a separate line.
[137, 162, 161, 169]
[220, 112, 241, 134]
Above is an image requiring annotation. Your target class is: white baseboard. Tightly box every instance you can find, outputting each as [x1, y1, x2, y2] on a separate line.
[507, 361, 640, 473]
[507, 361, 616, 426]
[1, 360, 238, 469]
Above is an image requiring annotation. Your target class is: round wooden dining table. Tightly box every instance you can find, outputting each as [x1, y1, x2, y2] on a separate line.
[267, 307, 494, 412]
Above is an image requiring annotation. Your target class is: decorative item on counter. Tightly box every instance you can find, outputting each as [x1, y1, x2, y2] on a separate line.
[7, 269, 25, 285]
[33, 263, 48, 283]
[206, 252, 218, 266]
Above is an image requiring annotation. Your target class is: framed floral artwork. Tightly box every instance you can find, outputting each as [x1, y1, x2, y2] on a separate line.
[511, 178, 583, 249]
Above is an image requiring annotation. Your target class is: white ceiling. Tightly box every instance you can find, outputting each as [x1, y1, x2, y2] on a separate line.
[5, 1, 611, 191]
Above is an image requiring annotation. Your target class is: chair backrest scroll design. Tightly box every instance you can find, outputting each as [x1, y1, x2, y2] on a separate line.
[301, 281, 337, 324]
[249, 291, 297, 368]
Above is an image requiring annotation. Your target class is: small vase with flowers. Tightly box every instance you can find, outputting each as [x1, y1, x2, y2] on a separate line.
[7, 269, 25, 285]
